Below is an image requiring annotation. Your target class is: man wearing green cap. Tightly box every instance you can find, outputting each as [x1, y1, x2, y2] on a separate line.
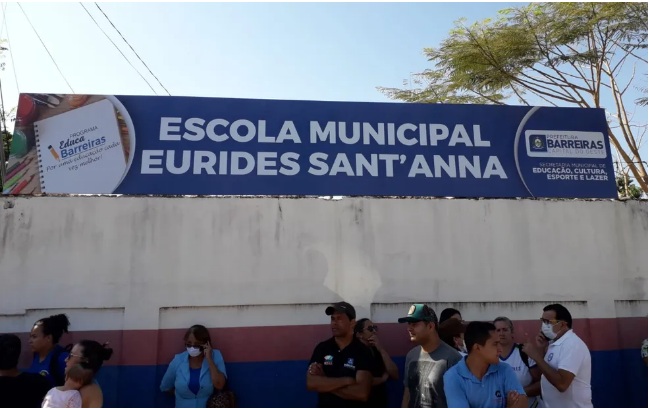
[399, 304, 462, 408]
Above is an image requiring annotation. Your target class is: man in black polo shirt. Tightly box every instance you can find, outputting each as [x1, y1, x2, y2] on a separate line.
[307, 301, 373, 407]
[0, 334, 51, 407]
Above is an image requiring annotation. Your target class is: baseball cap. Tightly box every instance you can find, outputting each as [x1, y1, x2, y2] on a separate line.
[398, 304, 438, 324]
[325, 302, 356, 320]
[439, 318, 467, 338]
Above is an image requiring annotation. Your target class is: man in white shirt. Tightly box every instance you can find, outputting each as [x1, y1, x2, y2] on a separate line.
[494, 317, 541, 407]
[522, 304, 592, 408]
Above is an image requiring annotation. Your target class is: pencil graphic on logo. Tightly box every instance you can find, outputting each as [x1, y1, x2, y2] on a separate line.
[48, 145, 60, 161]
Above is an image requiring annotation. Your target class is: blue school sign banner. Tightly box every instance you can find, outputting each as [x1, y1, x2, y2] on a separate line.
[5, 94, 617, 198]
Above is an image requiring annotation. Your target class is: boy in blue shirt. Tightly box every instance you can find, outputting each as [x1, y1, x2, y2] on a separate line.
[443, 321, 527, 408]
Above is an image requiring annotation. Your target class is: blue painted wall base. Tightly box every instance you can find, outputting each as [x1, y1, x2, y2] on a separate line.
[92, 350, 646, 408]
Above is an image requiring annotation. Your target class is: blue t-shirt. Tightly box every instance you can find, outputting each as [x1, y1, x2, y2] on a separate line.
[27, 345, 69, 387]
[443, 357, 524, 408]
[188, 368, 201, 395]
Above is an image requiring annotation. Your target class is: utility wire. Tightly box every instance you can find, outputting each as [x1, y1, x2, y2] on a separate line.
[94, 3, 171, 95]
[3, 4, 19, 93]
[79, 2, 158, 95]
[0, 2, 7, 40]
[17, 3, 74, 92]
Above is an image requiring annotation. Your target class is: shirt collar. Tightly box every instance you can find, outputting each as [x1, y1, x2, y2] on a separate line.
[457, 356, 500, 381]
[550, 329, 574, 346]
[327, 336, 357, 350]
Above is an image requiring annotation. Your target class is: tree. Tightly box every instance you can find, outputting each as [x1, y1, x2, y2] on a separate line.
[0, 108, 14, 190]
[378, 2, 648, 193]
[2, 129, 10, 162]
[616, 175, 643, 199]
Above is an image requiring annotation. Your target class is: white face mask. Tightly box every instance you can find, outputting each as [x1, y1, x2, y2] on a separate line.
[455, 336, 467, 354]
[541, 323, 558, 340]
[186, 347, 202, 357]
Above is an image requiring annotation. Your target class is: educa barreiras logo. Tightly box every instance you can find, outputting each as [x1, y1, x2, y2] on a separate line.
[47, 145, 60, 161]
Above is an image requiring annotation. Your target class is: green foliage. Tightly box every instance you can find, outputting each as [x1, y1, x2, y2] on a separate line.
[378, 2, 648, 192]
[617, 176, 644, 199]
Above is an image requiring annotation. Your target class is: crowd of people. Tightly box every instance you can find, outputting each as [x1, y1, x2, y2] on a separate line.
[0, 304, 645, 408]
[0, 314, 112, 408]
[307, 302, 595, 408]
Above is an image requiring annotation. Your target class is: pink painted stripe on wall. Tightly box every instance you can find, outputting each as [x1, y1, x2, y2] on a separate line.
[14, 317, 647, 368]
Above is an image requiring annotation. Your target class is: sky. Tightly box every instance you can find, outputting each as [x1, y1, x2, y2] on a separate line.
[1, 1, 646, 170]
[2, 2, 529, 105]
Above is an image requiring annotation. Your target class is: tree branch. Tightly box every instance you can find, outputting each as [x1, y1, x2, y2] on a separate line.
[509, 85, 531, 105]
[469, 89, 507, 104]
[609, 36, 648, 63]
[619, 63, 637, 96]
[525, 68, 592, 106]
[608, 127, 648, 192]
[605, 61, 641, 154]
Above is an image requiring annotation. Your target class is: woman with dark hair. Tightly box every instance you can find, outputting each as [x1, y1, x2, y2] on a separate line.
[28, 314, 71, 387]
[64, 340, 113, 408]
[439, 318, 468, 356]
[353, 318, 398, 407]
[160, 324, 228, 408]
[439, 308, 462, 324]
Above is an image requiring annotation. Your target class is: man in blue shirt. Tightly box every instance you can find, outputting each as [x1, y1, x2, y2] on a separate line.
[443, 322, 527, 408]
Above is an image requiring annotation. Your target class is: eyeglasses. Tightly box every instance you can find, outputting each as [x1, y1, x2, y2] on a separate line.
[365, 325, 379, 333]
[540, 318, 563, 325]
[66, 353, 85, 362]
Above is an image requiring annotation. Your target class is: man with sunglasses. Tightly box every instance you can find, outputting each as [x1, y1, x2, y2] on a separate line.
[522, 304, 592, 408]
[399, 304, 461, 408]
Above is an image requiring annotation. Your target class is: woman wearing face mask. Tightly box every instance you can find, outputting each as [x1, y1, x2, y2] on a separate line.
[353, 319, 399, 408]
[439, 318, 468, 356]
[160, 324, 227, 408]
[28, 314, 71, 387]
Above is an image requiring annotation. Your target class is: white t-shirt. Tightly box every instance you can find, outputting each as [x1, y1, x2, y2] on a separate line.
[42, 387, 82, 408]
[500, 345, 539, 407]
[541, 330, 592, 408]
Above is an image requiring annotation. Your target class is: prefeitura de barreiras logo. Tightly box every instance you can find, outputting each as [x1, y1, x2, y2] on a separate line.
[529, 134, 547, 152]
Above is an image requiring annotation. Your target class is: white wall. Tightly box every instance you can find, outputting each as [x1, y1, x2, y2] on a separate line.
[0, 197, 646, 331]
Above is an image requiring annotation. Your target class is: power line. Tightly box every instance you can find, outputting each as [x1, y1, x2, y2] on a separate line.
[3, 3, 20, 92]
[0, 2, 7, 39]
[79, 2, 158, 95]
[17, 3, 74, 92]
[94, 3, 171, 96]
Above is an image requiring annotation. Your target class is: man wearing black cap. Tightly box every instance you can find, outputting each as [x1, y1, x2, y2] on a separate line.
[399, 304, 462, 408]
[307, 302, 373, 407]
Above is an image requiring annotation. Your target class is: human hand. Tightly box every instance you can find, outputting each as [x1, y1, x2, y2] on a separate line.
[204, 341, 213, 361]
[506, 391, 527, 408]
[521, 333, 544, 361]
[368, 334, 381, 349]
[308, 362, 324, 376]
[535, 332, 549, 349]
